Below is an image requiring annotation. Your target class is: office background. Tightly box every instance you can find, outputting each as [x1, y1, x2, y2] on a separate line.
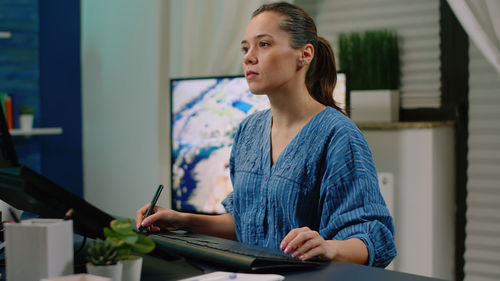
[1, 0, 499, 281]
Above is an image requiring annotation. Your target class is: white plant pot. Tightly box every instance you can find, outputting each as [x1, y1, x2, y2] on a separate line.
[350, 89, 400, 122]
[121, 256, 143, 281]
[86, 262, 122, 281]
[19, 114, 34, 131]
[5, 219, 74, 281]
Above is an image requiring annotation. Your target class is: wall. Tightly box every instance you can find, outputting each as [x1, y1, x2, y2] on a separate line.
[81, 0, 168, 218]
[39, 0, 83, 197]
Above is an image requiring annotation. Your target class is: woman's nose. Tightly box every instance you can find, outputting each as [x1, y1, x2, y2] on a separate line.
[243, 49, 257, 65]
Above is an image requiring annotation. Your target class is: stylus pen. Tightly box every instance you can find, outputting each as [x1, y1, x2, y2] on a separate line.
[138, 184, 164, 232]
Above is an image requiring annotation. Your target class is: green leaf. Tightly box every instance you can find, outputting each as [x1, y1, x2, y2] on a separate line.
[105, 221, 138, 245]
[118, 248, 132, 260]
[131, 235, 155, 254]
[108, 237, 125, 248]
[103, 227, 116, 238]
[122, 235, 138, 245]
[110, 219, 134, 234]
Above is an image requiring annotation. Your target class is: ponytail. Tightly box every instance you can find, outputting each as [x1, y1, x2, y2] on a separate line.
[306, 37, 339, 111]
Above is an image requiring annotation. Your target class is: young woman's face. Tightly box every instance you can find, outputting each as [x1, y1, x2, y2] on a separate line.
[241, 12, 301, 95]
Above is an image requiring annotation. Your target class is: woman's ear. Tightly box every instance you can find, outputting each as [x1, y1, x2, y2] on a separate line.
[299, 43, 314, 66]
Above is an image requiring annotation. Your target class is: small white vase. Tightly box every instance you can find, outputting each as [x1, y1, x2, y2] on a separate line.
[19, 114, 34, 131]
[350, 89, 400, 122]
[121, 256, 143, 281]
[86, 262, 123, 281]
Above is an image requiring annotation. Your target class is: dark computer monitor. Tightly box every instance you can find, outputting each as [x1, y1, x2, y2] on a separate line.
[170, 73, 349, 214]
[0, 105, 113, 239]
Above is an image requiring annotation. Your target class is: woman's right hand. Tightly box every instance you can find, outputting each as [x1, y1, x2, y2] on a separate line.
[135, 203, 188, 233]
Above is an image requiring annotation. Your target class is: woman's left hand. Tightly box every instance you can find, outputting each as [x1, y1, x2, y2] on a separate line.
[280, 226, 337, 261]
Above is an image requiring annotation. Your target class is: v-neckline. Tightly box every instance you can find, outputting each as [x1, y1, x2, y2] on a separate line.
[265, 107, 328, 173]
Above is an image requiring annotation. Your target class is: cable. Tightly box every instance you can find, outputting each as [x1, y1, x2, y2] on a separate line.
[75, 235, 87, 256]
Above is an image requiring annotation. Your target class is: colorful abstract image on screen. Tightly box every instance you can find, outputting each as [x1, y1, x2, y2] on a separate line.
[171, 77, 270, 214]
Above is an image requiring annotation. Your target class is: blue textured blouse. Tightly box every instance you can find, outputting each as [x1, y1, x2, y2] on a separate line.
[222, 107, 396, 267]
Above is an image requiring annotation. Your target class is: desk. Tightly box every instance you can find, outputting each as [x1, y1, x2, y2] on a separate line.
[139, 254, 446, 281]
[1, 232, 447, 281]
[0, 242, 446, 281]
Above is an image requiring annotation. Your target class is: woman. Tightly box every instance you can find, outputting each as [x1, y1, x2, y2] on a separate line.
[136, 2, 396, 268]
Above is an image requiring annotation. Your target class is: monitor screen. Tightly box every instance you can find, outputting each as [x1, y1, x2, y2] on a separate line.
[171, 73, 349, 214]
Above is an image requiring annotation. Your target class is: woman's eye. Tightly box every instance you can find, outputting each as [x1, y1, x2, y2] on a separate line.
[259, 42, 270, 47]
[241, 46, 249, 53]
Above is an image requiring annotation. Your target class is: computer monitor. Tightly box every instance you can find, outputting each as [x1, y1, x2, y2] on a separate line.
[0, 105, 113, 239]
[171, 73, 349, 214]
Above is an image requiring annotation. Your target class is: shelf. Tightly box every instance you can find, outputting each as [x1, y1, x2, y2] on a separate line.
[9, 127, 63, 136]
[356, 121, 455, 130]
[0, 31, 11, 39]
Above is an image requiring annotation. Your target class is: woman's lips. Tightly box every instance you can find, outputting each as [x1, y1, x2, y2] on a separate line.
[246, 71, 258, 79]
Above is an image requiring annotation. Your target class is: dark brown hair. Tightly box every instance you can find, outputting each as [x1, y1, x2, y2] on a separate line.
[252, 2, 342, 113]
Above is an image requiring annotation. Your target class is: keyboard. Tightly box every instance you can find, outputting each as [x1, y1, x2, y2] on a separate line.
[150, 231, 325, 272]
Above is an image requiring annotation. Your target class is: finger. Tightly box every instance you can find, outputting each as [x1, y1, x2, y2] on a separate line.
[282, 228, 307, 253]
[280, 230, 298, 251]
[298, 244, 326, 261]
[135, 203, 151, 228]
[146, 224, 161, 232]
[149, 226, 161, 232]
[285, 230, 317, 254]
[281, 227, 310, 251]
[141, 210, 165, 228]
[293, 236, 323, 258]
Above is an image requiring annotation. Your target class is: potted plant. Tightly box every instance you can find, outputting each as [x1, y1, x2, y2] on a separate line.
[86, 238, 123, 281]
[18, 105, 35, 131]
[338, 30, 400, 122]
[104, 218, 155, 281]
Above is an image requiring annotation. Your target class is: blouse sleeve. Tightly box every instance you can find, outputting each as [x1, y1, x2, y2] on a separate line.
[221, 191, 234, 215]
[318, 124, 397, 268]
